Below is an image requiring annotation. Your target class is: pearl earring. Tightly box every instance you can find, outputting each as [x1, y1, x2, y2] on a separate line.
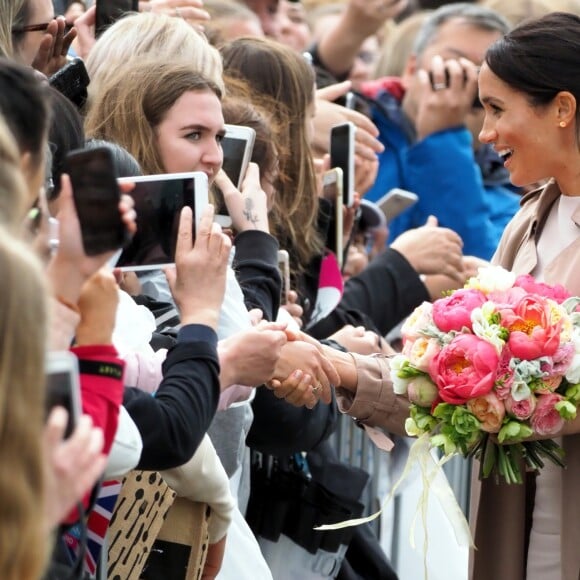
[560, 121, 567, 128]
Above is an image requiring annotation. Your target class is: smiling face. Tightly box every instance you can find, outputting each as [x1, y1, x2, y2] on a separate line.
[477, 63, 565, 188]
[155, 90, 225, 183]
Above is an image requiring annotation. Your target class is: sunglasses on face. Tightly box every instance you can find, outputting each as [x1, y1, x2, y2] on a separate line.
[12, 17, 56, 34]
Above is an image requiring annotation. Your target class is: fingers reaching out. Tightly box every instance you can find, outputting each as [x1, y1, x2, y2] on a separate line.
[166, 204, 231, 329]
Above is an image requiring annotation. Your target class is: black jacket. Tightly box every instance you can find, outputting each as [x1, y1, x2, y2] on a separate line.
[123, 325, 220, 471]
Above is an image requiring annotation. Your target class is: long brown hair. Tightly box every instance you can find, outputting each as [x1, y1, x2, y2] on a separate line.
[0, 226, 48, 580]
[220, 37, 323, 272]
[85, 60, 222, 175]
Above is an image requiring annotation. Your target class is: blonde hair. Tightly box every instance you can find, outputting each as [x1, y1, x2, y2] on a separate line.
[478, 0, 553, 27]
[373, 11, 431, 78]
[0, 226, 48, 580]
[0, 114, 28, 227]
[85, 12, 225, 101]
[85, 59, 222, 175]
[0, 0, 26, 59]
[546, 0, 580, 14]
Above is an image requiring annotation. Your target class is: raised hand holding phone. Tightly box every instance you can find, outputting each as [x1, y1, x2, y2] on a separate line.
[213, 163, 269, 234]
[165, 204, 231, 329]
[46, 173, 136, 307]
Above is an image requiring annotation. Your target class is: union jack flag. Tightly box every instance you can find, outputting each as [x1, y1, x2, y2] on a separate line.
[63, 480, 122, 576]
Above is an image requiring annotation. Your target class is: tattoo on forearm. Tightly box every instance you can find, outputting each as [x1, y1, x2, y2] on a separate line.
[243, 198, 259, 226]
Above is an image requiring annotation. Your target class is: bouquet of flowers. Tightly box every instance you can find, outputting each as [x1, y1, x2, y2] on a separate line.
[393, 266, 580, 484]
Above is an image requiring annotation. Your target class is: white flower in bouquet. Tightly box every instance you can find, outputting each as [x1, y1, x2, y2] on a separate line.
[466, 265, 516, 294]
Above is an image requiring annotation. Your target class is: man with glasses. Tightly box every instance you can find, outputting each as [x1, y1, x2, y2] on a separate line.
[362, 3, 521, 260]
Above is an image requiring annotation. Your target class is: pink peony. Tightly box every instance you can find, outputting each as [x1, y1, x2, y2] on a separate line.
[501, 295, 561, 360]
[514, 274, 571, 304]
[488, 286, 527, 309]
[530, 393, 566, 436]
[404, 337, 441, 373]
[552, 343, 575, 375]
[466, 392, 505, 433]
[429, 334, 499, 405]
[505, 393, 537, 420]
[432, 289, 487, 333]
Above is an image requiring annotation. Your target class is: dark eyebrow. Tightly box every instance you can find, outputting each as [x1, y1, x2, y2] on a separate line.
[480, 96, 503, 105]
[181, 124, 227, 137]
[181, 124, 210, 132]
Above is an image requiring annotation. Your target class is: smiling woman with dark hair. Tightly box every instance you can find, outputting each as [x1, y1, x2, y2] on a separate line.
[471, 11, 580, 580]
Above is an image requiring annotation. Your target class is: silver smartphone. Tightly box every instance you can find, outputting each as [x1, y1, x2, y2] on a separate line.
[375, 188, 418, 222]
[278, 249, 290, 305]
[45, 351, 82, 439]
[115, 172, 209, 271]
[322, 167, 344, 267]
[330, 122, 356, 208]
[213, 124, 256, 228]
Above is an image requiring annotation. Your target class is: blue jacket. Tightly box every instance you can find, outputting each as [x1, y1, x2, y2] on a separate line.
[364, 85, 520, 261]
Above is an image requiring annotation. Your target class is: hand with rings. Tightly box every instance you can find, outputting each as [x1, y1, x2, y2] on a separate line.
[267, 371, 324, 410]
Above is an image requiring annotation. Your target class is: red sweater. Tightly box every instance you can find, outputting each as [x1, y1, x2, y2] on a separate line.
[62, 344, 125, 525]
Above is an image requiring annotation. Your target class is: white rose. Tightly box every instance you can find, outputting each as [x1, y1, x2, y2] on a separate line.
[466, 265, 516, 294]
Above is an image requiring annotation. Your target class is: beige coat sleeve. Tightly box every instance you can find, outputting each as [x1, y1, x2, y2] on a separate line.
[335, 353, 410, 436]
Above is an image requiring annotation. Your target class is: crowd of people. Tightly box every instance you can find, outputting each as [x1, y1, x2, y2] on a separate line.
[0, 0, 579, 579]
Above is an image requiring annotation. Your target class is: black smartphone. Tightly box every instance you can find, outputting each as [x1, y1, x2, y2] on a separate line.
[45, 351, 82, 439]
[212, 124, 256, 228]
[48, 58, 90, 110]
[115, 172, 209, 271]
[64, 146, 127, 256]
[330, 122, 355, 208]
[95, 0, 139, 37]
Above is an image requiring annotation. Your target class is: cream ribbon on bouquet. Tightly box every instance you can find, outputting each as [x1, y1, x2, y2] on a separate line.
[315, 433, 474, 580]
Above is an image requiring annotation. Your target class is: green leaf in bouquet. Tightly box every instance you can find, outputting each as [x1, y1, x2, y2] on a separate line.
[497, 444, 522, 485]
[396, 360, 425, 379]
[480, 434, 497, 479]
[564, 383, 580, 406]
[555, 400, 577, 420]
[498, 420, 533, 444]
[450, 406, 481, 436]
[522, 442, 545, 471]
[562, 296, 580, 314]
[506, 444, 524, 484]
[432, 403, 454, 422]
[534, 439, 566, 468]
[430, 433, 457, 456]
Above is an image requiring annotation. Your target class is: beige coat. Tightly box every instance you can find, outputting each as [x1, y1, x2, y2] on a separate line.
[337, 180, 580, 580]
[470, 181, 580, 580]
